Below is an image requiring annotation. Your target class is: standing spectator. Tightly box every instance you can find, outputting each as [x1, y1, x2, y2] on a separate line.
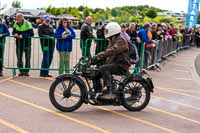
[12, 13, 34, 76]
[195, 26, 200, 48]
[96, 22, 109, 54]
[121, 23, 139, 65]
[54, 18, 76, 74]
[38, 16, 55, 77]
[126, 23, 138, 44]
[5, 17, 10, 28]
[157, 24, 165, 41]
[169, 23, 177, 42]
[80, 16, 94, 58]
[151, 23, 158, 40]
[183, 27, 191, 48]
[156, 24, 165, 61]
[151, 23, 159, 66]
[127, 23, 141, 59]
[138, 24, 155, 68]
[177, 25, 183, 49]
[139, 24, 154, 46]
[0, 17, 9, 76]
[120, 23, 131, 41]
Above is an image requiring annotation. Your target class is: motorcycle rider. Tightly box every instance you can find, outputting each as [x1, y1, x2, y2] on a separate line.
[91, 22, 130, 99]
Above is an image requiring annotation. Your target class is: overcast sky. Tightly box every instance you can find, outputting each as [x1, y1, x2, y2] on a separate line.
[0, 0, 189, 12]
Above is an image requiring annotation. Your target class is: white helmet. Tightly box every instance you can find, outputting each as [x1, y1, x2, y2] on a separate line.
[104, 22, 121, 38]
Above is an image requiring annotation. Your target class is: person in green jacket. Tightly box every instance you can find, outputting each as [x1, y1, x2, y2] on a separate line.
[12, 13, 34, 76]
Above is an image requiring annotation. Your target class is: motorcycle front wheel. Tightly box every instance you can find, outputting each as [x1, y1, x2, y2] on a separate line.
[49, 76, 86, 112]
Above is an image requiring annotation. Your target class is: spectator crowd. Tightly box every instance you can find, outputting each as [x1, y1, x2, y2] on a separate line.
[0, 13, 199, 77]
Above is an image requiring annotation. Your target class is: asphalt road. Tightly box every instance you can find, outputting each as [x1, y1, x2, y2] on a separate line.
[0, 47, 200, 133]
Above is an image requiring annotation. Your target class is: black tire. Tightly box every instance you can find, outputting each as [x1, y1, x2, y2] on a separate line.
[122, 80, 151, 111]
[49, 76, 86, 112]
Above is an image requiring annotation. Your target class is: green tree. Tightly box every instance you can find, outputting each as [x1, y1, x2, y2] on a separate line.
[129, 16, 140, 23]
[146, 9, 157, 19]
[78, 6, 84, 11]
[71, 8, 81, 18]
[159, 18, 171, 23]
[50, 7, 56, 15]
[198, 12, 200, 24]
[12, 0, 22, 8]
[54, 8, 62, 15]
[111, 9, 118, 17]
[83, 8, 90, 18]
[42, 5, 168, 23]
[46, 5, 52, 13]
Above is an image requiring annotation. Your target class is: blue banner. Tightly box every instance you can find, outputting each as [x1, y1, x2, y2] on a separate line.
[186, 0, 199, 27]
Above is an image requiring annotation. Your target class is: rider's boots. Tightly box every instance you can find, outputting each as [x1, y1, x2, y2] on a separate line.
[100, 86, 116, 100]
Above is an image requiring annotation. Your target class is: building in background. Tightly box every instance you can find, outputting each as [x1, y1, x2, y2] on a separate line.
[0, 8, 80, 28]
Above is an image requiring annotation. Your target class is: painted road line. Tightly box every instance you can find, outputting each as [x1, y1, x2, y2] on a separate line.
[0, 77, 13, 84]
[0, 91, 110, 133]
[152, 96, 200, 111]
[173, 69, 189, 73]
[9, 79, 67, 99]
[11, 78, 200, 107]
[174, 78, 193, 81]
[10, 79, 200, 111]
[157, 87, 200, 100]
[29, 76, 55, 80]
[0, 118, 30, 133]
[97, 107, 177, 133]
[9, 80, 48, 93]
[148, 107, 200, 125]
[168, 63, 191, 67]
[8, 80, 178, 133]
[166, 88, 200, 94]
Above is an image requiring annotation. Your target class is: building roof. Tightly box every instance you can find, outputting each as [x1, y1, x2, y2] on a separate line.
[10, 11, 34, 18]
[0, 8, 45, 17]
[0, 8, 79, 21]
[57, 14, 79, 21]
[37, 13, 57, 19]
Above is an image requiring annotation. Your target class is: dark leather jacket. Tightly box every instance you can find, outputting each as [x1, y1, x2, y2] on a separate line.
[97, 34, 130, 69]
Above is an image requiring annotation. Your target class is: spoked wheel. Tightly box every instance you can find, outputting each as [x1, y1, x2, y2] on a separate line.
[49, 76, 86, 112]
[122, 80, 151, 111]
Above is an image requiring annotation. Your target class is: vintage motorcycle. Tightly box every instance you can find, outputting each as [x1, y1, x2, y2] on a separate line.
[49, 57, 154, 112]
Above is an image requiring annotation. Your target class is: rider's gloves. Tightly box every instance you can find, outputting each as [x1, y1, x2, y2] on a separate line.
[91, 55, 101, 65]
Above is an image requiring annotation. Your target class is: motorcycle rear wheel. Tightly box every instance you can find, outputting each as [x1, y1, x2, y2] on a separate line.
[122, 80, 151, 111]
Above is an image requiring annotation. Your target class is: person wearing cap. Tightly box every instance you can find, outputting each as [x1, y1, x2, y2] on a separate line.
[54, 18, 76, 75]
[38, 15, 55, 77]
[0, 17, 9, 76]
[12, 13, 34, 76]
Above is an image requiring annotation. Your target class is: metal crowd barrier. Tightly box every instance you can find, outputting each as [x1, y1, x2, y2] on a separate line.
[2, 35, 193, 76]
[4, 36, 82, 76]
[144, 35, 192, 70]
